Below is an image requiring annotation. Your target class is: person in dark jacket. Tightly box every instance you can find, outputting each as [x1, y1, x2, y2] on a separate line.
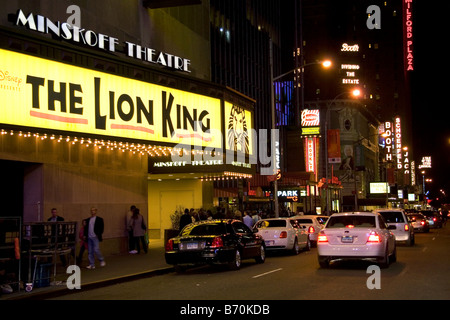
[179, 208, 193, 232]
[84, 207, 105, 269]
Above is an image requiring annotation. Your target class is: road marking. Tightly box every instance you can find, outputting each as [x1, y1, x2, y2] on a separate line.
[252, 268, 283, 279]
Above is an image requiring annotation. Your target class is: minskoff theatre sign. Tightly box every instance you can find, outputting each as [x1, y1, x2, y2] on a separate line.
[11, 9, 191, 73]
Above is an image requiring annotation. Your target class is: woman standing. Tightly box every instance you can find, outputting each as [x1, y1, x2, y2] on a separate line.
[128, 208, 148, 254]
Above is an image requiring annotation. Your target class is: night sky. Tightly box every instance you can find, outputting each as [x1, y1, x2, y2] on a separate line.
[411, 1, 450, 200]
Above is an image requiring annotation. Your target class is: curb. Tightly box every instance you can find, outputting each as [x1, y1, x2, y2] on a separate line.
[3, 266, 174, 300]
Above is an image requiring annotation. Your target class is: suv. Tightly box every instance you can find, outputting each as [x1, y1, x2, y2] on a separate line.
[374, 209, 414, 246]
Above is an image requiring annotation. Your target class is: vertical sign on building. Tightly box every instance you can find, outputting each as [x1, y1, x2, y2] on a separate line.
[395, 117, 402, 170]
[384, 121, 393, 162]
[305, 137, 319, 180]
[403, 0, 414, 72]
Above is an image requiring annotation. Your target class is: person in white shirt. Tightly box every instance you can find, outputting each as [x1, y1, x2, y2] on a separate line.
[84, 207, 105, 269]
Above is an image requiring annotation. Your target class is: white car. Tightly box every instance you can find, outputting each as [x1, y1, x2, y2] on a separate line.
[254, 218, 310, 254]
[317, 212, 397, 268]
[374, 208, 415, 246]
[290, 215, 326, 247]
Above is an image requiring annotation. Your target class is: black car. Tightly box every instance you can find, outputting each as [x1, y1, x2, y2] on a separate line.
[420, 211, 443, 229]
[165, 219, 266, 272]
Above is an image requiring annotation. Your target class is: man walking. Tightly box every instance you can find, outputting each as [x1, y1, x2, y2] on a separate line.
[85, 207, 106, 269]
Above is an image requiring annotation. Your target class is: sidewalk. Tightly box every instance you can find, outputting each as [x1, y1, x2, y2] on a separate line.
[1, 239, 172, 300]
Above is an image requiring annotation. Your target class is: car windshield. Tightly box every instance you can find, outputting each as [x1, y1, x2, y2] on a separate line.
[327, 215, 376, 228]
[256, 220, 287, 228]
[182, 223, 226, 236]
[378, 211, 405, 223]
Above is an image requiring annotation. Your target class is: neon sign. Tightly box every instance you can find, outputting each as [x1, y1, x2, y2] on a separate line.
[384, 121, 393, 161]
[395, 117, 402, 169]
[403, 0, 414, 71]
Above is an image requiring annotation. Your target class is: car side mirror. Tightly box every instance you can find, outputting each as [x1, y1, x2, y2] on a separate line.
[253, 228, 259, 233]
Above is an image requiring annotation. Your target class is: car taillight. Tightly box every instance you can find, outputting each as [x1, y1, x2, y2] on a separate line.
[404, 224, 409, 231]
[308, 226, 315, 233]
[165, 239, 174, 251]
[318, 233, 328, 243]
[210, 236, 224, 248]
[433, 217, 437, 222]
[367, 231, 381, 243]
[420, 220, 425, 226]
[280, 231, 288, 238]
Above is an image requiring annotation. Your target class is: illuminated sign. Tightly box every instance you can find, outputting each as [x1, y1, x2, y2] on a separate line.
[304, 137, 318, 179]
[0, 49, 221, 148]
[341, 43, 359, 52]
[225, 102, 254, 156]
[301, 109, 320, 127]
[340, 46, 360, 85]
[418, 156, 432, 169]
[403, 0, 414, 71]
[301, 109, 320, 136]
[13, 9, 191, 73]
[384, 121, 393, 161]
[395, 117, 402, 169]
[370, 182, 389, 194]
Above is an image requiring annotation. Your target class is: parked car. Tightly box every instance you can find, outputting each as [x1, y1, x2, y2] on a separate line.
[290, 215, 325, 247]
[374, 208, 415, 246]
[254, 218, 309, 254]
[165, 219, 265, 272]
[317, 212, 397, 268]
[407, 213, 430, 233]
[420, 210, 443, 228]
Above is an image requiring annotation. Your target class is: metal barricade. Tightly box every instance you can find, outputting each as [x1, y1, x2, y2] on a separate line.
[22, 221, 77, 292]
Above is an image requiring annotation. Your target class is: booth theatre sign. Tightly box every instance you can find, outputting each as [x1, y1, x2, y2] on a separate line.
[12, 9, 191, 73]
[0, 49, 220, 148]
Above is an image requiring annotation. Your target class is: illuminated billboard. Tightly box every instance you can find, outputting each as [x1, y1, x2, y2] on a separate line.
[370, 182, 389, 194]
[0, 49, 221, 148]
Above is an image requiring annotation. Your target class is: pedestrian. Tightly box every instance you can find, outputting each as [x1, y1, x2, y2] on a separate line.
[126, 205, 136, 252]
[84, 207, 106, 269]
[47, 208, 64, 222]
[128, 208, 148, 254]
[76, 219, 88, 266]
[179, 208, 192, 231]
[243, 211, 254, 228]
[47, 208, 67, 266]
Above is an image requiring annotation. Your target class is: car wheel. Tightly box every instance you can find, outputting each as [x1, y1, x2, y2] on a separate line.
[291, 238, 300, 255]
[318, 256, 329, 268]
[304, 237, 311, 251]
[255, 245, 266, 264]
[378, 247, 390, 269]
[390, 245, 397, 263]
[229, 249, 241, 270]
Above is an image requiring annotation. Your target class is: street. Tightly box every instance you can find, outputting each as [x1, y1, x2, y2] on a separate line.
[51, 225, 450, 301]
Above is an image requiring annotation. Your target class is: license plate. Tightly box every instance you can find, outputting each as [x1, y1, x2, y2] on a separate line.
[341, 236, 353, 243]
[265, 240, 274, 246]
[186, 242, 198, 250]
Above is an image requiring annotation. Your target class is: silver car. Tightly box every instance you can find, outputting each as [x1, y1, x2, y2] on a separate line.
[374, 209, 415, 246]
[317, 212, 397, 268]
